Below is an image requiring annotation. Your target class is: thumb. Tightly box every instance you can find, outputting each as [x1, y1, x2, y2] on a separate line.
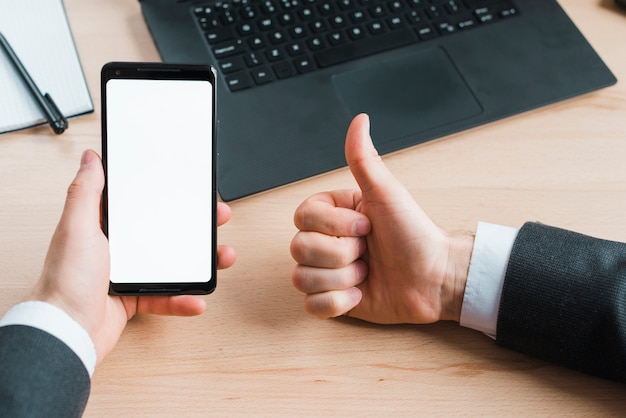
[345, 114, 398, 197]
[59, 150, 105, 232]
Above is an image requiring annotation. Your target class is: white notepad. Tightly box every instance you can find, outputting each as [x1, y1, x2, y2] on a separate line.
[0, 0, 93, 134]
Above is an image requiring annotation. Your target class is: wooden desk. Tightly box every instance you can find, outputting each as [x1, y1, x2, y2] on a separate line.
[1, 0, 625, 415]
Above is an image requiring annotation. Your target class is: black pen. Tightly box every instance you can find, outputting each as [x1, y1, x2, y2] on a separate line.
[0, 32, 68, 134]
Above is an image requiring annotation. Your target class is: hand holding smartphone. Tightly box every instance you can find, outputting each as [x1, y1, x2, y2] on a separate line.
[101, 62, 217, 295]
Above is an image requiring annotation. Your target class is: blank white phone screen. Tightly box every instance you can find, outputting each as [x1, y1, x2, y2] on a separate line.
[106, 78, 213, 284]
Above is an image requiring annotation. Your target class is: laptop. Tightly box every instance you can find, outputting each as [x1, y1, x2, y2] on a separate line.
[140, 0, 616, 201]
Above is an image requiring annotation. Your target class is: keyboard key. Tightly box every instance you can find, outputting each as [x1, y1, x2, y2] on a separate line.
[319, 2, 335, 15]
[436, 22, 456, 34]
[389, 1, 404, 13]
[198, 16, 219, 31]
[500, 7, 518, 18]
[368, 21, 385, 34]
[369, 5, 386, 17]
[249, 35, 266, 49]
[240, 5, 257, 19]
[226, 72, 254, 91]
[415, 25, 437, 40]
[444, 0, 464, 14]
[237, 22, 254, 36]
[286, 42, 306, 55]
[213, 40, 246, 58]
[269, 30, 287, 44]
[261, 0, 277, 14]
[387, 16, 403, 29]
[338, 0, 354, 10]
[328, 31, 346, 44]
[279, 12, 295, 25]
[219, 56, 245, 74]
[290, 25, 308, 38]
[406, 10, 424, 24]
[273, 61, 296, 78]
[457, 18, 476, 29]
[330, 14, 347, 28]
[266, 47, 286, 61]
[425, 5, 442, 19]
[477, 13, 494, 23]
[205, 27, 235, 44]
[474, 7, 495, 23]
[307, 36, 325, 50]
[299, 7, 314, 19]
[244, 51, 265, 67]
[259, 18, 275, 30]
[193, 6, 213, 16]
[310, 19, 329, 33]
[220, 10, 236, 25]
[348, 26, 366, 39]
[294, 56, 317, 73]
[252, 66, 276, 84]
[349, 10, 366, 23]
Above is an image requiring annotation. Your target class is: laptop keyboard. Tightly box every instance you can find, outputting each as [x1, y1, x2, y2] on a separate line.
[193, 0, 519, 92]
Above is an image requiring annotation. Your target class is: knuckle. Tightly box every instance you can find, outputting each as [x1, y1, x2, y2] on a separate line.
[303, 297, 331, 319]
[304, 293, 343, 319]
[330, 237, 359, 267]
[289, 233, 308, 263]
[291, 266, 311, 292]
[293, 204, 306, 229]
[293, 196, 317, 230]
[66, 180, 84, 199]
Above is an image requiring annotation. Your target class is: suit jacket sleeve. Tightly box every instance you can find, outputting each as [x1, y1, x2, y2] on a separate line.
[0, 325, 90, 417]
[496, 222, 626, 382]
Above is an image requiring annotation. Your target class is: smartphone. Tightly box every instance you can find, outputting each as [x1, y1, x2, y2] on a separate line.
[101, 62, 217, 295]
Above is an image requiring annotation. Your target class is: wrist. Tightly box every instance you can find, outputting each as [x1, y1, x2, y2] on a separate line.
[441, 232, 474, 322]
[1, 301, 97, 376]
[28, 286, 91, 338]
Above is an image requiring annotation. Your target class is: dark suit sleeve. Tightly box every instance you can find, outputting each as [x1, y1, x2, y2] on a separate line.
[0, 325, 90, 417]
[496, 222, 626, 382]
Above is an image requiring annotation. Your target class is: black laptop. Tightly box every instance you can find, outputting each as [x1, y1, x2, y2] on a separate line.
[140, 0, 616, 201]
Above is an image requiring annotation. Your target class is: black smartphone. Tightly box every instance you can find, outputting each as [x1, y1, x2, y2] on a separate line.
[101, 62, 217, 295]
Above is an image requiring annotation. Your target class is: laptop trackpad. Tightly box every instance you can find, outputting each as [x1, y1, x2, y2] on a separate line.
[332, 47, 483, 144]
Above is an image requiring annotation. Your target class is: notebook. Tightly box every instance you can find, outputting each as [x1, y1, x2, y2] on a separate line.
[0, 0, 93, 135]
[140, 0, 616, 201]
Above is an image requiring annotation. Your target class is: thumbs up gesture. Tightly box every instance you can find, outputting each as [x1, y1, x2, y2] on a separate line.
[290, 114, 473, 325]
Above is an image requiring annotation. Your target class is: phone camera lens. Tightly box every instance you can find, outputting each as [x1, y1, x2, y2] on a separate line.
[115, 70, 121, 76]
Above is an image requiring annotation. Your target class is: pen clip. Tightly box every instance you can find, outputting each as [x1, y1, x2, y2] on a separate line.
[43, 93, 68, 134]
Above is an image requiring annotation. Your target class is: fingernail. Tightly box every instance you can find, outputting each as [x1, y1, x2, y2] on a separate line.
[357, 237, 367, 256]
[348, 287, 362, 303]
[355, 261, 368, 282]
[80, 150, 93, 166]
[353, 219, 370, 236]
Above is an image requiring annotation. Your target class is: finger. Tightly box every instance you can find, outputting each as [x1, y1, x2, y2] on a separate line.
[294, 190, 371, 237]
[303, 288, 362, 319]
[217, 202, 231, 227]
[217, 244, 237, 269]
[292, 260, 367, 294]
[344, 114, 400, 198]
[215, 202, 236, 269]
[58, 150, 104, 233]
[290, 231, 365, 268]
[131, 295, 207, 317]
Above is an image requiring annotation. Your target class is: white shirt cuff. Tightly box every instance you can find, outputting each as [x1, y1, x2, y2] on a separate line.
[0, 301, 96, 377]
[460, 222, 519, 339]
